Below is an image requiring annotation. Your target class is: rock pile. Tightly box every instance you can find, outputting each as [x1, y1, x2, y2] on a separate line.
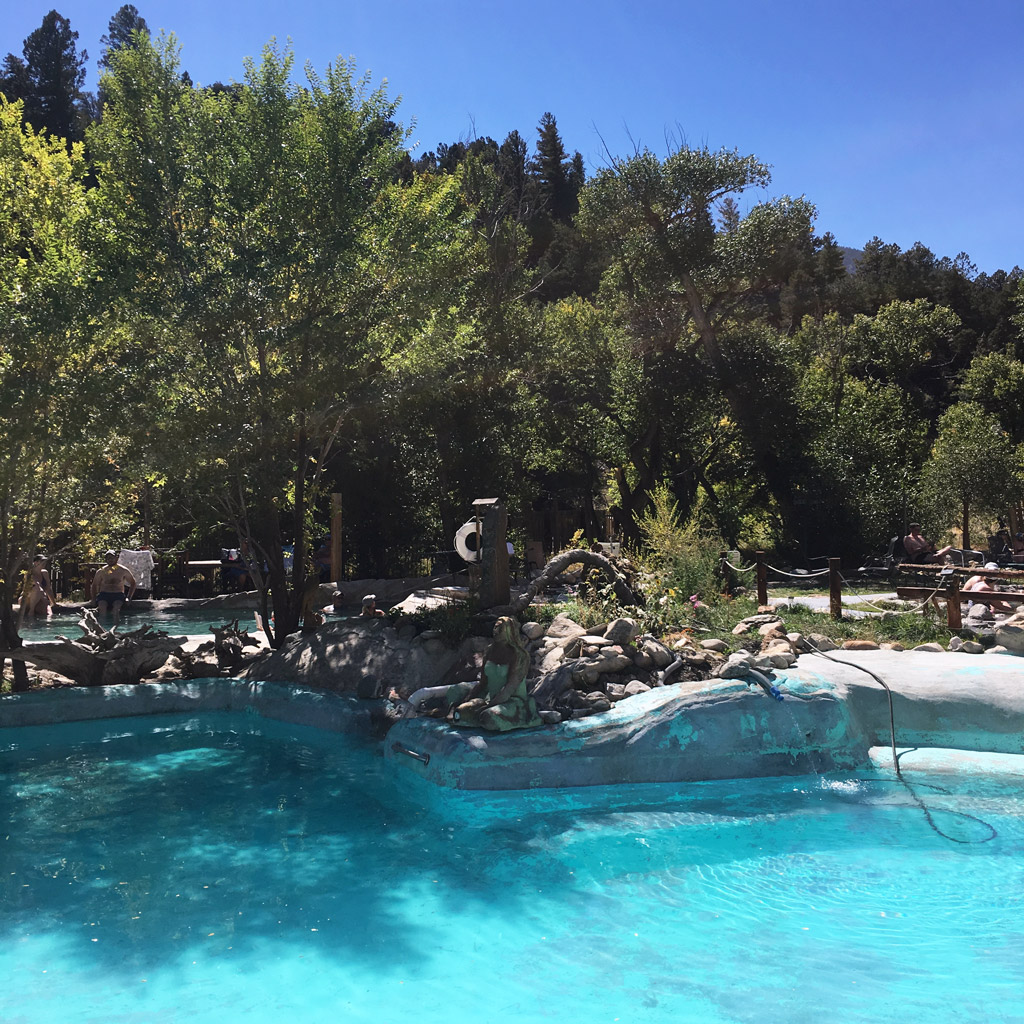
[525, 613, 720, 722]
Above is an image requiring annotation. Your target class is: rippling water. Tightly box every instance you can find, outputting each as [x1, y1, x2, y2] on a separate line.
[1, 713, 1022, 1023]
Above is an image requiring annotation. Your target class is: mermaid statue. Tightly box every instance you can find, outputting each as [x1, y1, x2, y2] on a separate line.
[445, 616, 543, 731]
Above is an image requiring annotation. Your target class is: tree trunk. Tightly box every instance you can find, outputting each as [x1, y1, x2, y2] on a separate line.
[962, 496, 971, 553]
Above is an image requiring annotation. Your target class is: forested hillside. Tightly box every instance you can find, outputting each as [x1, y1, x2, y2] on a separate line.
[2, 7, 1022, 643]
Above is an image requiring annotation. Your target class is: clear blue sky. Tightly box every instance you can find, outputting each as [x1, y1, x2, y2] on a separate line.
[8, 0, 1024, 273]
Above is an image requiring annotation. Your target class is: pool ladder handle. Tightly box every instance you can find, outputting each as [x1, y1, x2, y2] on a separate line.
[392, 742, 430, 766]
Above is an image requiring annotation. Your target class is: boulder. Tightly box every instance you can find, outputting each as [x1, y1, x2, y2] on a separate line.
[948, 636, 964, 652]
[603, 617, 637, 646]
[521, 621, 546, 641]
[842, 640, 879, 651]
[633, 652, 654, 670]
[700, 638, 729, 653]
[807, 634, 838, 652]
[624, 680, 651, 696]
[641, 639, 674, 668]
[995, 623, 1024, 654]
[713, 651, 755, 679]
[912, 642, 945, 653]
[545, 614, 587, 639]
[961, 641, 985, 654]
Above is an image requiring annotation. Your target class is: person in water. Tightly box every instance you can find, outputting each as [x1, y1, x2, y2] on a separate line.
[91, 550, 137, 627]
[444, 616, 543, 732]
[23, 555, 56, 619]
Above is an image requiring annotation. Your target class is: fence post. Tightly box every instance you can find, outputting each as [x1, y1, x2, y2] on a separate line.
[946, 577, 962, 630]
[829, 558, 842, 620]
[756, 551, 767, 606]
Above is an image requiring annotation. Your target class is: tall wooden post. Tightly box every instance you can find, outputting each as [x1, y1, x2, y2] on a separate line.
[829, 558, 842, 620]
[755, 551, 767, 606]
[330, 493, 343, 585]
[472, 497, 510, 608]
[946, 577, 962, 629]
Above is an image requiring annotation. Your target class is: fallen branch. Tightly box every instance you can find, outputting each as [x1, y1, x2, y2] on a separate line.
[510, 548, 642, 615]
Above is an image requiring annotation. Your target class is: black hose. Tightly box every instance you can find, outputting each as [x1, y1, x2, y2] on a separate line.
[805, 642, 996, 844]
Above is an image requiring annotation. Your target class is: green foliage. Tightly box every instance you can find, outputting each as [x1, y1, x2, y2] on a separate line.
[635, 485, 725, 606]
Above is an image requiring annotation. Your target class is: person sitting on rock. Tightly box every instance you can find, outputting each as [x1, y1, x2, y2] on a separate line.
[903, 523, 952, 564]
[445, 616, 543, 732]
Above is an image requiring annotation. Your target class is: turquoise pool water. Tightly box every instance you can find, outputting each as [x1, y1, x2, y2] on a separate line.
[2, 714, 1023, 1024]
[17, 608, 255, 643]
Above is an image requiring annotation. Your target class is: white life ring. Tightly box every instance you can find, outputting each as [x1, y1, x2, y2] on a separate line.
[454, 521, 483, 563]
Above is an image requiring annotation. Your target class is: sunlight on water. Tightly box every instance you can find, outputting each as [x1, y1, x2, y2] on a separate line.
[1, 713, 1022, 1024]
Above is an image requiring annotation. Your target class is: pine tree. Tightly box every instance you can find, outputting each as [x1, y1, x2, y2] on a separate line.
[19, 10, 88, 142]
[99, 4, 150, 70]
[532, 112, 580, 223]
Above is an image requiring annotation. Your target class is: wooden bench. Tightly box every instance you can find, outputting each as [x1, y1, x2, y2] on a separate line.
[895, 579, 1024, 628]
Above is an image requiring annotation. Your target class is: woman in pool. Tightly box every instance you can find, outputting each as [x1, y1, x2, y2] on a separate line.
[23, 556, 56, 618]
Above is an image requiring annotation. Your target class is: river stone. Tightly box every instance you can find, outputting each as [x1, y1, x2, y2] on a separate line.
[961, 641, 985, 654]
[713, 652, 754, 679]
[758, 621, 787, 638]
[546, 614, 587, 639]
[912, 642, 945, 653]
[769, 653, 796, 669]
[624, 680, 651, 696]
[948, 636, 964, 652]
[995, 623, 1024, 654]
[604, 617, 637, 645]
[521, 621, 545, 641]
[538, 709, 562, 724]
[807, 634, 838, 652]
[700, 638, 729, 653]
[640, 639, 672, 667]
[842, 640, 879, 651]
[966, 604, 994, 622]
[879, 642, 905, 651]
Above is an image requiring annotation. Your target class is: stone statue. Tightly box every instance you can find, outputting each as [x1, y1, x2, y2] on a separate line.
[446, 616, 543, 731]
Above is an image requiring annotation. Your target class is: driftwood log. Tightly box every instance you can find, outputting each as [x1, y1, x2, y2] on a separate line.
[0, 609, 185, 687]
[510, 549, 641, 615]
[212, 619, 260, 668]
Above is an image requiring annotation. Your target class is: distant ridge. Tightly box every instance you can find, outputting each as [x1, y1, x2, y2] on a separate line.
[838, 246, 862, 273]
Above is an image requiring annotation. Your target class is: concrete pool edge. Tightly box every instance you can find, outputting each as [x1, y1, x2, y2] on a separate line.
[0, 678, 383, 736]
[3, 650, 1024, 791]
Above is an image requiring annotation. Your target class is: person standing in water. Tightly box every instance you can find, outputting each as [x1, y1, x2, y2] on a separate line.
[23, 555, 56, 619]
[92, 550, 137, 628]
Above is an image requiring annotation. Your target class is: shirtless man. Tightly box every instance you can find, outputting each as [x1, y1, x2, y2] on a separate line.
[24, 555, 56, 619]
[963, 562, 1013, 613]
[92, 550, 137, 627]
[903, 523, 952, 564]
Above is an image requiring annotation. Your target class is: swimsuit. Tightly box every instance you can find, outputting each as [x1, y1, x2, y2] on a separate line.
[97, 591, 126, 604]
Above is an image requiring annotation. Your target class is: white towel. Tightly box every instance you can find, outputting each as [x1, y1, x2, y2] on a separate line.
[119, 549, 156, 590]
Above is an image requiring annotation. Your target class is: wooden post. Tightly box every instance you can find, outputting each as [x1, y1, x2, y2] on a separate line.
[946, 577, 962, 630]
[330, 493, 343, 584]
[755, 551, 767, 606]
[829, 558, 842, 620]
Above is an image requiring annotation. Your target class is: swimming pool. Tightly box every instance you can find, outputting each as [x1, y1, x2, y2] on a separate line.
[2, 712, 1022, 1023]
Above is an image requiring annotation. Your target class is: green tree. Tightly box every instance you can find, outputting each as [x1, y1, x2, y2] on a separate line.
[0, 99, 97, 685]
[18, 10, 89, 142]
[919, 402, 1022, 551]
[959, 350, 1024, 443]
[99, 4, 149, 70]
[579, 144, 815, 531]
[90, 37, 460, 644]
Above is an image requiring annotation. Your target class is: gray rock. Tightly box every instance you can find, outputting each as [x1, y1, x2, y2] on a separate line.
[521, 621, 546, 641]
[538, 709, 562, 724]
[580, 634, 613, 647]
[633, 652, 654, 670]
[987, 645, 1009, 654]
[995, 623, 1024, 654]
[948, 636, 964, 652]
[961, 641, 985, 654]
[623, 680, 651, 696]
[641, 639, 674, 668]
[807, 634, 838, 652]
[606, 682, 627, 700]
[546, 614, 587, 639]
[912, 642, 945, 653]
[713, 651, 754, 679]
[700, 639, 729, 653]
[603, 617, 637, 646]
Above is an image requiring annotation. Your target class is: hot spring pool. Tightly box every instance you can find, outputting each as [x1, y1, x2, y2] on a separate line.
[2, 712, 1023, 1023]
